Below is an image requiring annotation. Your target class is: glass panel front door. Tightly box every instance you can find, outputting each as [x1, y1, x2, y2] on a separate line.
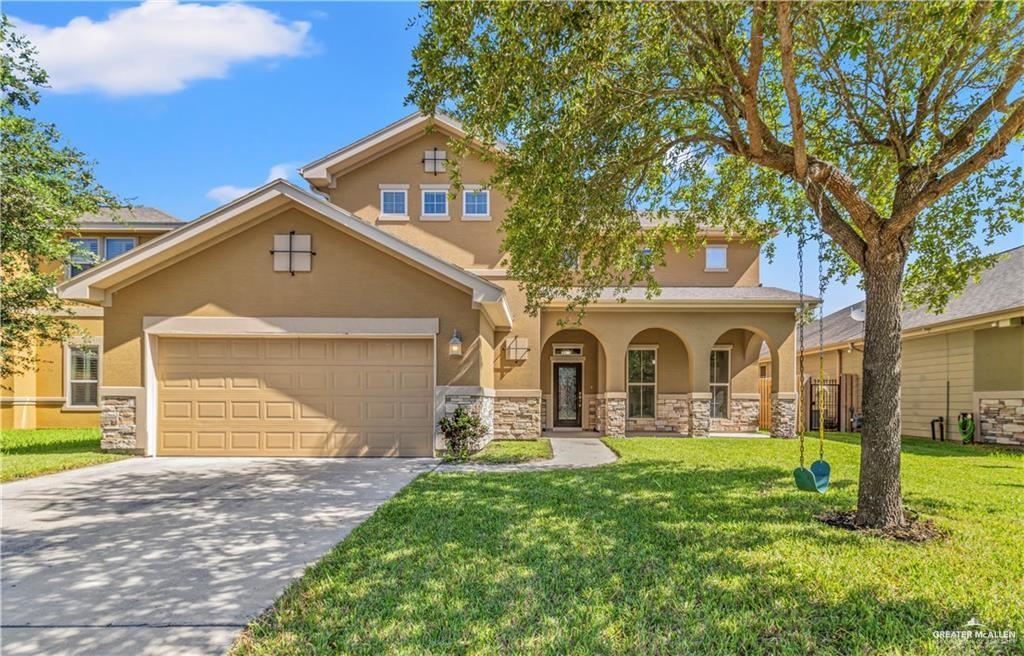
[554, 363, 582, 427]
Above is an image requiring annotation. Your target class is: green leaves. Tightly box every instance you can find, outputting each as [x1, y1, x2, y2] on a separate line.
[409, 1, 1023, 316]
[1, 18, 119, 381]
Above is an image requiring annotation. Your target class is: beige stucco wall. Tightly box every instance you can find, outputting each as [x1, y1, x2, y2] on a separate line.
[324, 132, 507, 271]
[322, 131, 765, 288]
[102, 205, 484, 390]
[974, 325, 1024, 392]
[1, 317, 103, 430]
[493, 281, 541, 391]
[655, 241, 760, 287]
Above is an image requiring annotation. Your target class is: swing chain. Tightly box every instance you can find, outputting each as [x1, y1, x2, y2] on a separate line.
[817, 233, 826, 461]
[796, 231, 806, 468]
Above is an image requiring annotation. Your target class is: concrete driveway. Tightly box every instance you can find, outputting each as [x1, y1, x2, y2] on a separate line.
[1, 456, 437, 655]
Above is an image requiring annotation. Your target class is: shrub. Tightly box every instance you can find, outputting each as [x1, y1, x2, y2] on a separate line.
[439, 407, 487, 460]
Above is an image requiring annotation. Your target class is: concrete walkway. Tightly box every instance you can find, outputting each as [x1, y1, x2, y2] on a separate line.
[1, 456, 436, 656]
[437, 437, 618, 473]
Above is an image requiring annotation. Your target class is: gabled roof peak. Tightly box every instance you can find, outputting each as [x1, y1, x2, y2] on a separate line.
[299, 111, 495, 187]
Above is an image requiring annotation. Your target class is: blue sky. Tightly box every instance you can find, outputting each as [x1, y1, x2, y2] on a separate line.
[9, 1, 1023, 315]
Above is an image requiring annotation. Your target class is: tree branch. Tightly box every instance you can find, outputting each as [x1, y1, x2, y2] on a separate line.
[803, 181, 867, 269]
[887, 100, 1024, 235]
[776, 1, 807, 181]
[925, 46, 1024, 173]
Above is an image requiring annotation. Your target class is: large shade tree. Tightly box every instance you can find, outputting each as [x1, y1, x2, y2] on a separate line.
[409, 1, 1024, 528]
[1, 17, 118, 381]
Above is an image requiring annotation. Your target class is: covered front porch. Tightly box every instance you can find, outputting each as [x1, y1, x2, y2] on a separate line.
[539, 308, 798, 438]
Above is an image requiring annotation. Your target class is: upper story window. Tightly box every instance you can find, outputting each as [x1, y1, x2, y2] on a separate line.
[422, 189, 449, 218]
[69, 237, 137, 277]
[69, 238, 100, 277]
[705, 245, 728, 271]
[562, 248, 580, 270]
[381, 189, 408, 217]
[463, 188, 490, 219]
[105, 237, 136, 260]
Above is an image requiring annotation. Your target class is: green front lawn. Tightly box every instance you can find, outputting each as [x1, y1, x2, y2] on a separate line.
[0, 428, 130, 482]
[234, 434, 1023, 655]
[469, 438, 553, 464]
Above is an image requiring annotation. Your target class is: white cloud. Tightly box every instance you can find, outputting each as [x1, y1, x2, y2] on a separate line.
[206, 162, 299, 204]
[13, 1, 311, 95]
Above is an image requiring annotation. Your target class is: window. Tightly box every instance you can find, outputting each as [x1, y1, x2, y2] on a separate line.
[463, 189, 489, 218]
[562, 248, 580, 270]
[710, 348, 730, 418]
[627, 347, 656, 419]
[422, 190, 448, 217]
[380, 189, 407, 216]
[104, 237, 136, 260]
[68, 238, 100, 277]
[705, 245, 728, 271]
[67, 345, 99, 407]
[553, 344, 583, 357]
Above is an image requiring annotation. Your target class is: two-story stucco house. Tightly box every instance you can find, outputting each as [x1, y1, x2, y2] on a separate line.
[1, 208, 182, 430]
[56, 113, 805, 457]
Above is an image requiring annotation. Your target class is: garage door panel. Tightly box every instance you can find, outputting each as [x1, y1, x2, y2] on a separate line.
[157, 337, 433, 456]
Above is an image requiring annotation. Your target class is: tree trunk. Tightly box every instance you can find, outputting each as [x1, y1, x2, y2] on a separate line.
[856, 251, 907, 528]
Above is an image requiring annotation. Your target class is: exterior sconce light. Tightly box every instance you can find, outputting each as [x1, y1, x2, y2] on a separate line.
[448, 329, 463, 357]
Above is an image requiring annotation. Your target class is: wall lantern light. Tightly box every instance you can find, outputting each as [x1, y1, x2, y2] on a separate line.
[448, 329, 463, 357]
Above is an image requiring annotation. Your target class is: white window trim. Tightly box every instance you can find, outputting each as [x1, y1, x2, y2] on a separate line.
[64, 340, 101, 410]
[68, 237, 101, 278]
[705, 244, 729, 272]
[710, 346, 731, 419]
[551, 343, 584, 357]
[103, 236, 137, 260]
[378, 187, 409, 221]
[626, 345, 658, 419]
[420, 188, 450, 221]
[461, 187, 491, 221]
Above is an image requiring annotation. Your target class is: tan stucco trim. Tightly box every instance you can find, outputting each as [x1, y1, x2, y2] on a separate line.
[142, 316, 440, 338]
[57, 180, 512, 329]
[0, 397, 65, 405]
[494, 389, 542, 397]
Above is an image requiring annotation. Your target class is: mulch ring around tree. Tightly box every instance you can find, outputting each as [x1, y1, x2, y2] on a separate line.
[817, 509, 947, 542]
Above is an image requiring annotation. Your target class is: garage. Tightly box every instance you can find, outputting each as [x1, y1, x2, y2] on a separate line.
[156, 337, 435, 456]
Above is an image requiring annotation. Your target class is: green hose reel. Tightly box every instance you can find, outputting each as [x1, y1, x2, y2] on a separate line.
[958, 413, 975, 444]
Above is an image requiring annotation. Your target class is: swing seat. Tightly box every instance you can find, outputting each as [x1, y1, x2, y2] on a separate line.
[793, 459, 831, 493]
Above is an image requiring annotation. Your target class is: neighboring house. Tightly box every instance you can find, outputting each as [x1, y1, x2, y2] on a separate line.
[1, 208, 182, 430]
[56, 113, 808, 457]
[760, 245, 1024, 446]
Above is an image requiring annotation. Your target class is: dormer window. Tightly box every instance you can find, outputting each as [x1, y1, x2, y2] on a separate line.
[462, 188, 490, 220]
[705, 245, 728, 271]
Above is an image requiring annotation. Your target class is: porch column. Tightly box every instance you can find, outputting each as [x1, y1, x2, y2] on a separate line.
[689, 339, 714, 438]
[770, 330, 798, 438]
[600, 336, 629, 436]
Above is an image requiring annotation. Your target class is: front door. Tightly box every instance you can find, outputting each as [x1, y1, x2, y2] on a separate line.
[553, 362, 583, 428]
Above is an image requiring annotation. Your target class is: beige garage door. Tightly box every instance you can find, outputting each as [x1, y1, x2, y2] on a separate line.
[157, 337, 434, 456]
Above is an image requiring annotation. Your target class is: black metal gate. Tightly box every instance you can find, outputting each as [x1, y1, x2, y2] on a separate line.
[809, 379, 841, 431]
